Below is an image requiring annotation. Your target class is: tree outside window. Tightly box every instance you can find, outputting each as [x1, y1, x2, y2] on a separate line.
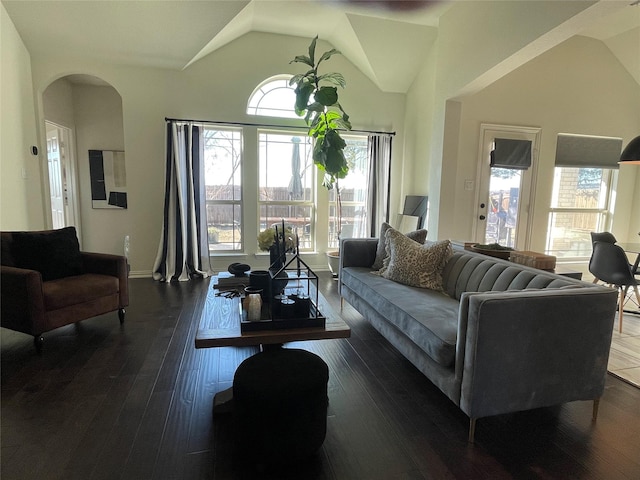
[203, 127, 243, 252]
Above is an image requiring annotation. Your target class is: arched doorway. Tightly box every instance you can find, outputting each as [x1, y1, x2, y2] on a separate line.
[42, 74, 123, 244]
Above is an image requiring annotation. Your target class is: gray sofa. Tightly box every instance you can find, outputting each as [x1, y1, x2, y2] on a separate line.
[339, 238, 618, 442]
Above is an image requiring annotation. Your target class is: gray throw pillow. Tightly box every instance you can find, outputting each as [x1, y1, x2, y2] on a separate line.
[372, 222, 427, 270]
[380, 230, 452, 291]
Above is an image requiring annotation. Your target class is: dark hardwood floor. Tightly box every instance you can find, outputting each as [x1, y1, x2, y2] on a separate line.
[2, 273, 639, 479]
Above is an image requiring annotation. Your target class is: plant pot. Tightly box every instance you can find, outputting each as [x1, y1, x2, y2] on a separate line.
[326, 251, 340, 277]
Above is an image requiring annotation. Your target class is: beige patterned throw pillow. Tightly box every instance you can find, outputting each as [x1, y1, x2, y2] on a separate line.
[380, 229, 452, 291]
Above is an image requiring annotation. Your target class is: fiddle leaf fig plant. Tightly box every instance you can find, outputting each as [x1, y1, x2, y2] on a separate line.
[289, 35, 352, 190]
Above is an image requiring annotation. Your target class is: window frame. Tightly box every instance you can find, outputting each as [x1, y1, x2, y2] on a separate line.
[257, 129, 316, 252]
[546, 166, 617, 260]
[202, 125, 244, 253]
[328, 133, 370, 249]
[247, 75, 298, 119]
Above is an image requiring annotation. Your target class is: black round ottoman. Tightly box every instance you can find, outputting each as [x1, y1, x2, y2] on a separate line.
[232, 348, 329, 465]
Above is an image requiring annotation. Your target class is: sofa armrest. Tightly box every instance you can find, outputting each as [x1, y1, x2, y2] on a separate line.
[81, 252, 129, 308]
[1, 265, 47, 335]
[456, 287, 617, 420]
[340, 238, 378, 269]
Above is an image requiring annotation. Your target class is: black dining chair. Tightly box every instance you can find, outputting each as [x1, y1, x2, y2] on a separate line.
[590, 231, 638, 279]
[590, 232, 618, 284]
[590, 231, 617, 246]
[589, 241, 640, 333]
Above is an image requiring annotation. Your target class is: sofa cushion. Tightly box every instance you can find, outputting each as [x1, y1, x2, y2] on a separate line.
[372, 223, 427, 270]
[342, 267, 459, 367]
[380, 230, 452, 291]
[12, 227, 83, 281]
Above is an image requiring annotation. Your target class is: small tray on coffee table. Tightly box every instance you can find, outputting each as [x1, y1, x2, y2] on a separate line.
[240, 302, 326, 332]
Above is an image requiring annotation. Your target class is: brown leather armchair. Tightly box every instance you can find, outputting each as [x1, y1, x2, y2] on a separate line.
[1, 228, 129, 353]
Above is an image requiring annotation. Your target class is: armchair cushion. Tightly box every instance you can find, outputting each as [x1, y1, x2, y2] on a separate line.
[44, 274, 120, 311]
[12, 227, 83, 281]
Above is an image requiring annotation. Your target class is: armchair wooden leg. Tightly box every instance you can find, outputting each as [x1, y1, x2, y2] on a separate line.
[468, 418, 477, 443]
[592, 398, 600, 421]
[118, 308, 126, 324]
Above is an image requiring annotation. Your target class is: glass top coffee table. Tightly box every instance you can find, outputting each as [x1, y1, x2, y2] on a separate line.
[195, 276, 351, 349]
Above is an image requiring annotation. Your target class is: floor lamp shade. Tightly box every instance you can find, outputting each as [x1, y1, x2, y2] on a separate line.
[619, 135, 640, 164]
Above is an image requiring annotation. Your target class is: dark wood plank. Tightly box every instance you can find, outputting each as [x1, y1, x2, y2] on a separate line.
[2, 272, 640, 480]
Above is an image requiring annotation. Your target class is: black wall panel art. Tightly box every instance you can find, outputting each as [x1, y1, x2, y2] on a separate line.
[89, 149, 127, 209]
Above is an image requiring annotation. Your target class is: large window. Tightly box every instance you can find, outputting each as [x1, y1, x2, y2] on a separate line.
[203, 127, 243, 252]
[546, 133, 621, 259]
[546, 167, 614, 258]
[172, 75, 388, 260]
[258, 131, 315, 250]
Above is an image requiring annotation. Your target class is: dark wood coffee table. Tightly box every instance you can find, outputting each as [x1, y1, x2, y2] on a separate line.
[195, 276, 350, 349]
[195, 276, 350, 412]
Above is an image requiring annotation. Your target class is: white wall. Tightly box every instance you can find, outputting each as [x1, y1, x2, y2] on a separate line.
[0, 5, 44, 230]
[73, 84, 126, 255]
[452, 35, 639, 249]
[42, 78, 75, 127]
[29, 32, 406, 275]
[411, 0, 625, 239]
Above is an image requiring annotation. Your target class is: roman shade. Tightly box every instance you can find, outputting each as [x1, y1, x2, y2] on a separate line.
[555, 133, 622, 169]
[490, 138, 532, 169]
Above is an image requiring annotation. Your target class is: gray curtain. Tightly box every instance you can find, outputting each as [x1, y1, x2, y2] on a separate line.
[366, 134, 392, 237]
[152, 122, 212, 282]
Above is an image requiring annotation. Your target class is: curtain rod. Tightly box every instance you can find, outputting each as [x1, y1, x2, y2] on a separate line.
[164, 117, 395, 137]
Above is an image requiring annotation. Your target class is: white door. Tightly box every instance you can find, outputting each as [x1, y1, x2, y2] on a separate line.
[46, 122, 79, 233]
[474, 124, 541, 250]
[46, 126, 65, 229]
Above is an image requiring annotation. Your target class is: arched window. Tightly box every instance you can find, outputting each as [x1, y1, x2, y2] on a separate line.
[247, 75, 298, 118]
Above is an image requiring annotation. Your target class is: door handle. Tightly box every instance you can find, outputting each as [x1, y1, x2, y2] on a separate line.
[479, 215, 486, 220]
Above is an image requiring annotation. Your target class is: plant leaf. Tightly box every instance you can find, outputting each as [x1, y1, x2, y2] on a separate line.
[321, 111, 342, 130]
[332, 118, 352, 130]
[294, 82, 314, 115]
[317, 72, 346, 88]
[306, 102, 324, 113]
[308, 35, 318, 65]
[316, 86, 338, 106]
[313, 137, 327, 167]
[322, 174, 335, 190]
[289, 74, 304, 86]
[305, 109, 318, 127]
[326, 129, 347, 150]
[309, 116, 326, 137]
[318, 48, 341, 66]
[290, 55, 313, 67]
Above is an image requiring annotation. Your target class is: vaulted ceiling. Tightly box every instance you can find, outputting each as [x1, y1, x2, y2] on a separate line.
[3, 0, 639, 93]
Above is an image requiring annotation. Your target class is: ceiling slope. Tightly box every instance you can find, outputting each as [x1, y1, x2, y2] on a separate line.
[2, 0, 638, 93]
